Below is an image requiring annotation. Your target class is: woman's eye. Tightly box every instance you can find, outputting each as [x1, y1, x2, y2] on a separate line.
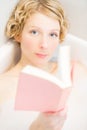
[30, 30, 39, 35]
[50, 33, 58, 38]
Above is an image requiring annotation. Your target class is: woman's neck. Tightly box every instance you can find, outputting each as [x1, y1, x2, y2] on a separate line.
[17, 60, 55, 73]
[5, 58, 58, 76]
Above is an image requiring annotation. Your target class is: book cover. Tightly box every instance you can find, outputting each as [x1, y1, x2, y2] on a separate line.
[15, 65, 72, 112]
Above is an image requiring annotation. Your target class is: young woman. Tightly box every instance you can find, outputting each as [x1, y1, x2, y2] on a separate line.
[0, 0, 87, 130]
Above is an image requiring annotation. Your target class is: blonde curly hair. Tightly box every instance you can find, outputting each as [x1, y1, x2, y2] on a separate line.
[5, 0, 69, 42]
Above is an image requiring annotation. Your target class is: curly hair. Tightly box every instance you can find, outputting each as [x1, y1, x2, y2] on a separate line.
[5, 0, 69, 42]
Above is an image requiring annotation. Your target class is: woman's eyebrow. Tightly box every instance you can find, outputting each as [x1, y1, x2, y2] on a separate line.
[50, 29, 60, 32]
[26, 25, 60, 32]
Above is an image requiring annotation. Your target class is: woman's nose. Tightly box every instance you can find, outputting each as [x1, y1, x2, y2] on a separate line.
[40, 36, 48, 49]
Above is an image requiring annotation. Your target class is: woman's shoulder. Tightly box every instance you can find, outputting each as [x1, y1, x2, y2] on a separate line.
[0, 64, 20, 80]
[72, 61, 87, 83]
[0, 72, 11, 84]
[73, 61, 87, 74]
[0, 69, 19, 88]
[0, 70, 17, 81]
[0, 71, 19, 105]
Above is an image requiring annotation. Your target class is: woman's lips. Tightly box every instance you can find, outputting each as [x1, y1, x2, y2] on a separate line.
[35, 53, 48, 58]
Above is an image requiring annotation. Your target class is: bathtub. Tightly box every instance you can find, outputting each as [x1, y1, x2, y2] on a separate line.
[61, 34, 87, 130]
[0, 34, 87, 130]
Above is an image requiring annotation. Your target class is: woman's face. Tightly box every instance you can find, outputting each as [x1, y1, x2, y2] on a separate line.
[19, 12, 60, 67]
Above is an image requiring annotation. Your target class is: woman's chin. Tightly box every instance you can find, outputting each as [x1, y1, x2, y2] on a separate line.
[32, 61, 48, 70]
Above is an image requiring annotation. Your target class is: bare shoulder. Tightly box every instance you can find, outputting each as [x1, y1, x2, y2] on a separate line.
[0, 73, 10, 86]
[0, 72, 18, 104]
[0, 71, 18, 84]
[72, 61, 87, 83]
[73, 62, 87, 74]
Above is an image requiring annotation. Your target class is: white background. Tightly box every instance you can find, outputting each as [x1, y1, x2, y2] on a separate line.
[61, 0, 87, 41]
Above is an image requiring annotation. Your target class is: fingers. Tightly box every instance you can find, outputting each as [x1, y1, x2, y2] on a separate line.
[39, 106, 67, 130]
[58, 105, 68, 116]
[44, 105, 68, 116]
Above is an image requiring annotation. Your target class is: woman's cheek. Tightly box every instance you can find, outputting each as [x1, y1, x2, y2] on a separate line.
[21, 38, 34, 50]
[50, 43, 58, 53]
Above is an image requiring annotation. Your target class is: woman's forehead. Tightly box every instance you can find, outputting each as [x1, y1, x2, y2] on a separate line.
[25, 12, 60, 30]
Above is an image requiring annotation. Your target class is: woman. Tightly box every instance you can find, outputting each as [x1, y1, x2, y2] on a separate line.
[0, 0, 87, 130]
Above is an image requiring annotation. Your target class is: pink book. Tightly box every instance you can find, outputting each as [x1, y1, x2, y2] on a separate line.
[15, 65, 72, 112]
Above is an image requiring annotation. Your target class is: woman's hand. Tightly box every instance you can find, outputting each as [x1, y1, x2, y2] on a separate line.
[30, 106, 67, 130]
[40, 107, 67, 130]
